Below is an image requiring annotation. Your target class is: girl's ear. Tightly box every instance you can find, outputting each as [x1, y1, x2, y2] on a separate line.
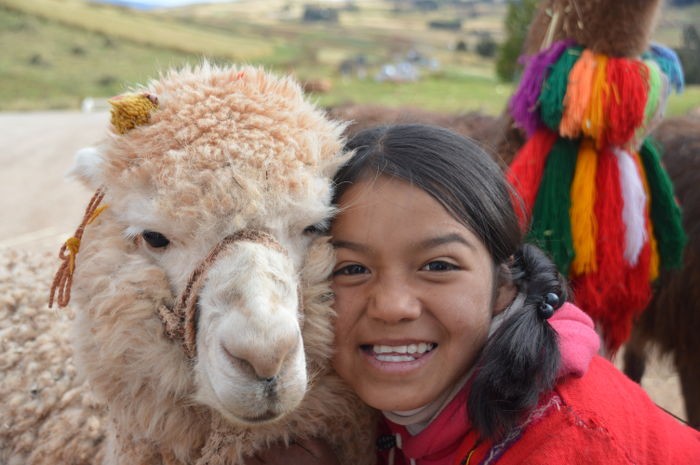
[493, 263, 517, 315]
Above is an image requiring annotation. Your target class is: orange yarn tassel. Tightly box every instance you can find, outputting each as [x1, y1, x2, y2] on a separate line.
[506, 129, 558, 230]
[560, 50, 596, 138]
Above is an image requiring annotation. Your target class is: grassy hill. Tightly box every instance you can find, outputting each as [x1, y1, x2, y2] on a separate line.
[1, 0, 698, 115]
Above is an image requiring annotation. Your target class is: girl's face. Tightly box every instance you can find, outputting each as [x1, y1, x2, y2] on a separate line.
[331, 176, 511, 412]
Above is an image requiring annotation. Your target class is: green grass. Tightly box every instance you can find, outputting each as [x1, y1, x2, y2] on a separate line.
[1, 0, 699, 116]
[316, 69, 513, 115]
[0, 0, 272, 59]
[0, 7, 202, 110]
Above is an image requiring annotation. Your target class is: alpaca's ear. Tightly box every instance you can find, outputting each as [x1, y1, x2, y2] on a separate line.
[68, 146, 105, 190]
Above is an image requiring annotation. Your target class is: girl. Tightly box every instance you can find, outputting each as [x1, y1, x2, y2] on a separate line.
[254, 124, 699, 464]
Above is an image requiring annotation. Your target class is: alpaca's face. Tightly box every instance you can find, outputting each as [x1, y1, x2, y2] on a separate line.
[70, 64, 344, 426]
[119, 176, 332, 425]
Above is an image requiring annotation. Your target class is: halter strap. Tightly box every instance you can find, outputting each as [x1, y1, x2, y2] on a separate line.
[157, 229, 291, 359]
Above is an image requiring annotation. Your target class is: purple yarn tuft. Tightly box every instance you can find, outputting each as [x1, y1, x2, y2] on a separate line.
[509, 40, 575, 136]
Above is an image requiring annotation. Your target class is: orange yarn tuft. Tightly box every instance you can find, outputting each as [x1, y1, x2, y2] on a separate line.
[560, 50, 597, 138]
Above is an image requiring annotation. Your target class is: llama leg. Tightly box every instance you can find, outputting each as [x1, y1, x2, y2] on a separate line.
[677, 362, 700, 429]
[623, 326, 647, 383]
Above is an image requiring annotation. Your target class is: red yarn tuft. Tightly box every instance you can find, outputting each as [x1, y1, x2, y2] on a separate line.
[571, 147, 627, 352]
[604, 58, 649, 147]
[506, 129, 558, 230]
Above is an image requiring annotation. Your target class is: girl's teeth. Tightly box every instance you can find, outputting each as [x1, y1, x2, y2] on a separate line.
[372, 343, 434, 358]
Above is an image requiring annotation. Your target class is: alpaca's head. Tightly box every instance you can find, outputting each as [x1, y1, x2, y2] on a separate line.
[69, 63, 346, 426]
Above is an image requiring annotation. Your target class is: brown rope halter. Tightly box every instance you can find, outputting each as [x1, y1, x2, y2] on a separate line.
[157, 229, 297, 359]
[49, 188, 107, 309]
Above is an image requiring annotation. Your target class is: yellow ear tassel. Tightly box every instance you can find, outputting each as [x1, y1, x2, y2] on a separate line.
[108, 92, 158, 134]
[49, 189, 108, 308]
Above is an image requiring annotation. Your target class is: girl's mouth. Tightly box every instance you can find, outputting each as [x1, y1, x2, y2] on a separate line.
[361, 343, 437, 362]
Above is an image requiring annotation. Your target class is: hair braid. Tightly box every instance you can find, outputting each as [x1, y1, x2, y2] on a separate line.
[467, 243, 568, 441]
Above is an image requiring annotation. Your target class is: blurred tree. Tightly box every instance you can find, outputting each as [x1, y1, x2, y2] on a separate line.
[496, 0, 539, 82]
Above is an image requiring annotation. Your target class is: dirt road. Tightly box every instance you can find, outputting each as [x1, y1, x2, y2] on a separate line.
[0, 111, 107, 250]
[0, 110, 687, 423]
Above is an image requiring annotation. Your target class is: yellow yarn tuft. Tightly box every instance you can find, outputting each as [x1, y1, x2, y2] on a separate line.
[88, 204, 109, 224]
[570, 138, 598, 276]
[109, 93, 158, 134]
[582, 54, 609, 147]
[65, 236, 81, 274]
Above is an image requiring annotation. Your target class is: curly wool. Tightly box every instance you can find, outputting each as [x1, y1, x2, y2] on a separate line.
[0, 249, 105, 464]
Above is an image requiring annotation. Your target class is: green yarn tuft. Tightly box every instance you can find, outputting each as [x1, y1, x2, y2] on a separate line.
[527, 136, 579, 273]
[640, 138, 687, 269]
[539, 46, 583, 133]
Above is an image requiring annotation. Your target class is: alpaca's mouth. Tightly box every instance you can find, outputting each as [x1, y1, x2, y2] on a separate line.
[239, 410, 282, 424]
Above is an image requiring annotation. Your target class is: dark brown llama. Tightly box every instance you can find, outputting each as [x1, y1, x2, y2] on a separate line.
[623, 115, 700, 429]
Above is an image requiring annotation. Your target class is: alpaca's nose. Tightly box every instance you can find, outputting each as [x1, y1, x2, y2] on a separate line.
[220, 328, 301, 380]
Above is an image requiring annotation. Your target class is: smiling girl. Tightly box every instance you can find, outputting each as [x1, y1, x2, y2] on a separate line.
[329, 124, 698, 465]
[251, 124, 699, 465]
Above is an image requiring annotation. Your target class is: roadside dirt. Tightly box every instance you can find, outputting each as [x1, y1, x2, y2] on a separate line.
[0, 110, 687, 423]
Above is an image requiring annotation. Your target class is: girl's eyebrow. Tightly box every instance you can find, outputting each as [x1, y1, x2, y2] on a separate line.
[331, 239, 374, 254]
[417, 233, 476, 251]
[331, 233, 475, 253]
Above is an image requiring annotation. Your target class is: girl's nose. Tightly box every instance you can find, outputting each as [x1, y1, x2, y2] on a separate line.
[367, 275, 421, 323]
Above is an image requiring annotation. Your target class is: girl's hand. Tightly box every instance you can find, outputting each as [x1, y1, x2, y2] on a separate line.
[245, 438, 340, 465]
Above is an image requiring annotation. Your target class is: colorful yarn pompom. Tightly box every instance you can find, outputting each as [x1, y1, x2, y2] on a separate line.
[643, 43, 685, 93]
[510, 40, 575, 137]
[506, 42, 687, 352]
[539, 46, 583, 131]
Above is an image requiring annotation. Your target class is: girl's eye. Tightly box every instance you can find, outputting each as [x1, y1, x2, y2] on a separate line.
[421, 261, 457, 272]
[333, 264, 368, 276]
[142, 230, 170, 248]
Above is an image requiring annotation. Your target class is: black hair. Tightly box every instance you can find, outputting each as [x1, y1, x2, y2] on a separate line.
[333, 124, 566, 442]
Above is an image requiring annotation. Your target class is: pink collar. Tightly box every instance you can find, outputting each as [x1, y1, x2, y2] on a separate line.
[383, 384, 471, 465]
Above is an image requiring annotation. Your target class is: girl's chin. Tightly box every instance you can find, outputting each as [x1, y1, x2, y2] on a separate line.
[356, 382, 436, 412]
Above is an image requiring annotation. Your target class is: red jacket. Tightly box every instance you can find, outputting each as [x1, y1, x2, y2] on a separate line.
[463, 356, 700, 465]
[378, 304, 700, 465]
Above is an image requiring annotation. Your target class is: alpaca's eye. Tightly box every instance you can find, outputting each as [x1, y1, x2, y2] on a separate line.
[303, 224, 322, 236]
[142, 230, 170, 248]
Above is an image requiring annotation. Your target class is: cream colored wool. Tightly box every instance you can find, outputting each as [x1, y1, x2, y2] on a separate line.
[0, 249, 105, 464]
[1, 63, 376, 464]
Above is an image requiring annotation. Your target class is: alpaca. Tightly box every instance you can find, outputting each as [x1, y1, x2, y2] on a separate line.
[0, 63, 376, 464]
[623, 115, 700, 429]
